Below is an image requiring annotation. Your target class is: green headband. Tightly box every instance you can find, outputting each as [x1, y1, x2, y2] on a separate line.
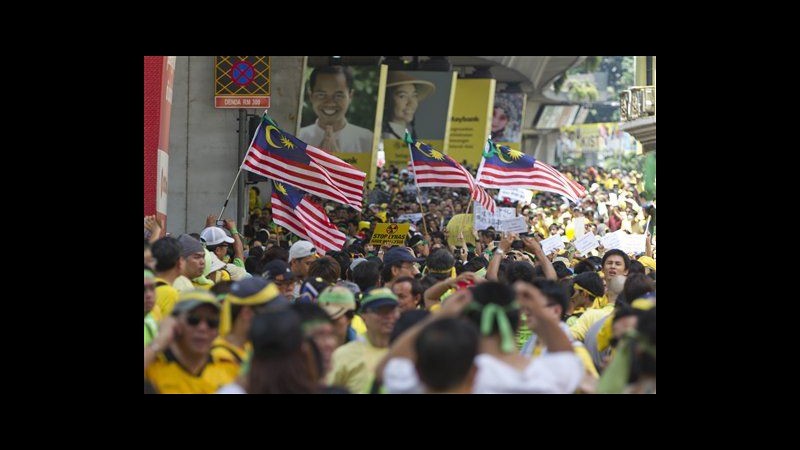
[467, 301, 519, 353]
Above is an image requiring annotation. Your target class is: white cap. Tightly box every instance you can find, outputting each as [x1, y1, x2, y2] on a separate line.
[289, 240, 317, 262]
[207, 252, 227, 273]
[200, 227, 235, 246]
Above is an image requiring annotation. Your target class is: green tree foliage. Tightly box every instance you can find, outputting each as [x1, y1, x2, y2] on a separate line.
[553, 56, 635, 123]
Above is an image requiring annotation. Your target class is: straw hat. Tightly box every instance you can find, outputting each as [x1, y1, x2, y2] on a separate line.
[386, 71, 436, 101]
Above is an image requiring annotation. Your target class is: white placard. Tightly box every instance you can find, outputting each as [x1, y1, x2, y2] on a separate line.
[397, 213, 423, 224]
[540, 235, 565, 255]
[621, 233, 646, 255]
[600, 230, 624, 250]
[574, 231, 599, 256]
[497, 188, 533, 204]
[499, 216, 529, 234]
[473, 203, 516, 231]
[574, 217, 585, 240]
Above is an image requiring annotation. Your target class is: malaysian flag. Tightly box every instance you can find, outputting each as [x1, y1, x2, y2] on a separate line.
[406, 133, 495, 213]
[270, 180, 346, 254]
[243, 114, 365, 210]
[476, 140, 586, 204]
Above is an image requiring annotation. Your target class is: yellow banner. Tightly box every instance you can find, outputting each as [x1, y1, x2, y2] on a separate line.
[369, 223, 410, 246]
[382, 138, 444, 171]
[447, 79, 495, 168]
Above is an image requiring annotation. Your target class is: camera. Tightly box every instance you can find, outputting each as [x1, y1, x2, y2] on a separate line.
[216, 219, 225, 227]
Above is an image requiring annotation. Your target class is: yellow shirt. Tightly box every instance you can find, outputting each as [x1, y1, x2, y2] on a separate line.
[591, 295, 609, 309]
[351, 314, 367, 336]
[569, 304, 614, 342]
[154, 277, 180, 320]
[146, 349, 239, 394]
[327, 338, 388, 394]
[210, 337, 251, 367]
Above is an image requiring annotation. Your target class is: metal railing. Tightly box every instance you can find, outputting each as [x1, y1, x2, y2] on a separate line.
[619, 86, 655, 121]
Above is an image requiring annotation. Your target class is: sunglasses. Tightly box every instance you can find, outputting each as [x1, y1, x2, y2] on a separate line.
[186, 315, 220, 329]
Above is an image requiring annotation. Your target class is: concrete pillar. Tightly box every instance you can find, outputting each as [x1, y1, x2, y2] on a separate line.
[167, 56, 305, 235]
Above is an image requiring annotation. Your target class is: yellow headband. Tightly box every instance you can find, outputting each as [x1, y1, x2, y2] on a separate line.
[427, 267, 456, 278]
[227, 283, 280, 305]
[573, 283, 598, 298]
[220, 283, 281, 336]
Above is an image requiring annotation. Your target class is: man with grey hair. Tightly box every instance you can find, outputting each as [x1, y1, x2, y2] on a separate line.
[173, 234, 207, 292]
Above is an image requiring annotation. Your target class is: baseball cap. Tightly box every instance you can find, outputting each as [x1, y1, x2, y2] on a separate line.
[359, 287, 399, 313]
[383, 247, 424, 267]
[208, 252, 227, 274]
[349, 258, 368, 272]
[171, 290, 221, 316]
[637, 256, 656, 271]
[177, 234, 204, 258]
[317, 286, 357, 320]
[289, 241, 318, 262]
[227, 277, 285, 307]
[200, 227, 235, 246]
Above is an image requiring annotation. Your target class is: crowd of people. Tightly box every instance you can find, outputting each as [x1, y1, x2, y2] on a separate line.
[144, 164, 655, 394]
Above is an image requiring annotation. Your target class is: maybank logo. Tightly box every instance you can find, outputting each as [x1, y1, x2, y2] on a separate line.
[451, 116, 479, 122]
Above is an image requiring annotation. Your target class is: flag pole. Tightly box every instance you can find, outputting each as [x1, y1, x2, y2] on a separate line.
[462, 137, 492, 240]
[459, 199, 473, 240]
[405, 131, 429, 236]
[219, 166, 245, 220]
[219, 109, 268, 219]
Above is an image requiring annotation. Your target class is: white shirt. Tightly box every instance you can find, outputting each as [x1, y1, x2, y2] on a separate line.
[298, 120, 374, 154]
[383, 351, 583, 394]
[216, 383, 246, 394]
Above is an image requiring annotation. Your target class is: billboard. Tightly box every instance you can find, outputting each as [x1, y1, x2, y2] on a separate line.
[379, 70, 457, 170]
[447, 78, 496, 169]
[298, 64, 387, 185]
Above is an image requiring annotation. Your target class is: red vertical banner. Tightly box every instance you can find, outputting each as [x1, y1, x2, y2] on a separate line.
[144, 56, 175, 234]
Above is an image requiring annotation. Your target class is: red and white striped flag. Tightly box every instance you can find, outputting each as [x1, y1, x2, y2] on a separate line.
[476, 140, 586, 203]
[243, 114, 365, 210]
[407, 136, 495, 213]
[270, 181, 345, 254]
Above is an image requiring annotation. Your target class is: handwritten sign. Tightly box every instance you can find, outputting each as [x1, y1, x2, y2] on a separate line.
[574, 217, 585, 240]
[370, 223, 410, 246]
[600, 230, 624, 250]
[499, 216, 529, 234]
[621, 233, 646, 255]
[397, 213, 423, 224]
[473, 203, 516, 231]
[574, 231, 599, 256]
[497, 188, 533, 204]
[540, 235, 565, 255]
